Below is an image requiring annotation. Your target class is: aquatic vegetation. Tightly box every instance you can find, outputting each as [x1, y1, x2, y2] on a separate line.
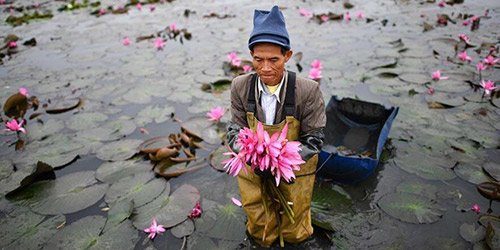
[5, 119, 25, 133]
[5, 11, 53, 26]
[432, 70, 449, 80]
[480, 80, 497, 95]
[206, 105, 225, 122]
[143, 219, 166, 239]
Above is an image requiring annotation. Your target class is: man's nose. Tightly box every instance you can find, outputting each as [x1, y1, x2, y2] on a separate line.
[262, 61, 272, 71]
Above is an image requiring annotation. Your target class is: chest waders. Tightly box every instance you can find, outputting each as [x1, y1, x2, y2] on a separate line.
[236, 71, 318, 247]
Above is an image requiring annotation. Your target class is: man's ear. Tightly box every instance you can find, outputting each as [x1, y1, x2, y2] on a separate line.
[250, 50, 254, 58]
[284, 50, 293, 62]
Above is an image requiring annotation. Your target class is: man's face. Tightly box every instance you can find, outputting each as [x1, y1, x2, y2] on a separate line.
[250, 43, 293, 86]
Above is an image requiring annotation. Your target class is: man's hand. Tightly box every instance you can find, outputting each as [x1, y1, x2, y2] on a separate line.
[254, 168, 273, 179]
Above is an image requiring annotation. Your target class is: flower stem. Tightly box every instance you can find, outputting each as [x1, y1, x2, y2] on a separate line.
[261, 180, 270, 242]
[266, 180, 295, 224]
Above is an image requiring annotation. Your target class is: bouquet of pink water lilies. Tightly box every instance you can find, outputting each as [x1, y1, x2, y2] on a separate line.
[222, 122, 304, 186]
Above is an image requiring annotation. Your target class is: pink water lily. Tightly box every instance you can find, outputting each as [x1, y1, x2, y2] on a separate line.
[243, 65, 253, 73]
[140, 128, 149, 134]
[356, 12, 364, 18]
[34, 2, 39, 8]
[299, 9, 312, 18]
[432, 70, 449, 80]
[123, 37, 130, 46]
[320, 15, 328, 22]
[476, 62, 487, 71]
[149, 5, 155, 11]
[485, 9, 489, 17]
[471, 15, 479, 21]
[483, 55, 499, 66]
[308, 67, 322, 79]
[344, 12, 351, 21]
[311, 59, 323, 70]
[98, 8, 106, 15]
[137, 3, 142, 10]
[232, 197, 242, 207]
[143, 219, 166, 239]
[188, 201, 202, 218]
[169, 23, 177, 31]
[227, 52, 241, 67]
[19, 87, 28, 96]
[427, 88, 435, 95]
[9, 42, 17, 48]
[5, 119, 26, 133]
[480, 80, 497, 95]
[462, 20, 469, 26]
[116, 4, 122, 9]
[471, 204, 480, 214]
[438, 0, 446, 7]
[458, 51, 471, 62]
[206, 106, 225, 121]
[154, 38, 165, 50]
[458, 33, 471, 44]
[222, 150, 248, 176]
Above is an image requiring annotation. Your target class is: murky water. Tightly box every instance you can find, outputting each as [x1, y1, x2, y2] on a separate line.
[1, 0, 499, 249]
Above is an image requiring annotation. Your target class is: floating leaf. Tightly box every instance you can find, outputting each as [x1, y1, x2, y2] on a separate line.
[394, 146, 456, 180]
[137, 136, 175, 154]
[171, 219, 195, 238]
[454, 162, 494, 185]
[205, 203, 246, 241]
[95, 159, 151, 184]
[477, 182, 500, 201]
[103, 199, 135, 233]
[65, 112, 108, 131]
[460, 223, 486, 244]
[6, 161, 55, 199]
[210, 146, 230, 171]
[15, 136, 83, 168]
[135, 105, 175, 126]
[396, 181, 438, 199]
[483, 162, 500, 182]
[181, 116, 221, 144]
[0, 211, 65, 250]
[3, 93, 28, 118]
[26, 118, 65, 141]
[44, 98, 82, 114]
[154, 159, 206, 178]
[311, 182, 353, 231]
[377, 193, 445, 224]
[104, 172, 166, 208]
[44, 216, 138, 250]
[132, 184, 199, 229]
[28, 171, 108, 215]
[97, 139, 143, 161]
[0, 160, 14, 181]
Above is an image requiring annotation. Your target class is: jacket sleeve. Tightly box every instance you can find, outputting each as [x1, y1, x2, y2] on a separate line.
[227, 77, 248, 152]
[298, 82, 326, 161]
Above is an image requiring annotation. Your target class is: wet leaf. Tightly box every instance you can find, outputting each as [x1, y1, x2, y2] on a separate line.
[396, 181, 438, 199]
[154, 159, 206, 178]
[95, 159, 151, 184]
[181, 116, 221, 144]
[477, 182, 500, 201]
[460, 223, 486, 243]
[97, 139, 143, 161]
[454, 162, 494, 185]
[210, 146, 230, 171]
[171, 219, 194, 238]
[15, 136, 83, 168]
[378, 193, 445, 224]
[3, 93, 28, 118]
[137, 136, 176, 154]
[44, 98, 82, 114]
[394, 146, 456, 180]
[0, 211, 65, 250]
[132, 184, 199, 230]
[205, 203, 246, 241]
[43, 216, 138, 250]
[6, 161, 55, 199]
[423, 22, 434, 32]
[311, 182, 353, 231]
[26, 118, 65, 141]
[483, 162, 500, 182]
[103, 199, 135, 233]
[28, 171, 108, 215]
[135, 105, 174, 126]
[104, 172, 166, 208]
[65, 112, 108, 131]
[0, 160, 14, 181]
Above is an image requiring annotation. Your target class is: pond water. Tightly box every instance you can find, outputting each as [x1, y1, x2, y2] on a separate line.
[0, 0, 499, 249]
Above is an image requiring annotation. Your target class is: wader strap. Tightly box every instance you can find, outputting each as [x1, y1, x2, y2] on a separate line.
[246, 72, 296, 115]
[246, 73, 258, 113]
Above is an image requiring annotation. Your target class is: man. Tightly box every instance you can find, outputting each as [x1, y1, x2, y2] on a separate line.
[227, 5, 326, 247]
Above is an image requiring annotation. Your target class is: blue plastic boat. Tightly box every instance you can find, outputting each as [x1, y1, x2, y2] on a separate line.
[316, 96, 399, 184]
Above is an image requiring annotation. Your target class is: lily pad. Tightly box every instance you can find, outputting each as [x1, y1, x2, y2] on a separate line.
[97, 139, 143, 161]
[460, 223, 486, 244]
[0, 211, 65, 250]
[65, 112, 108, 131]
[103, 199, 135, 233]
[0, 160, 14, 180]
[394, 146, 456, 181]
[454, 162, 494, 185]
[205, 203, 246, 241]
[77, 117, 137, 142]
[311, 182, 353, 231]
[137, 136, 175, 154]
[104, 172, 166, 208]
[135, 105, 175, 126]
[26, 118, 65, 141]
[15, 137, 83, 168]
[425, 92, 467, 108]
[171, 219, 195, 238]
[483, 162, 500, 182]
[43, 216, 138, 250]
[29, 171, 108, 215]
[132, 184, 200, 230]
[154, 159, 207, 178]
[181, 116, 221, 144]
[210, 146, 231, 171]
[377, 193, 445, 224]
[396, 181, 438, 199]
[95, 159, 151, 184]
[122, 87, 152, 104]
[6, 161, 55, 199]
[44, 98, 82, 114]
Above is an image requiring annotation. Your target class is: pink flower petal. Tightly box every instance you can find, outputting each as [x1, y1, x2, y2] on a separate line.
[231, 197, 242, 207]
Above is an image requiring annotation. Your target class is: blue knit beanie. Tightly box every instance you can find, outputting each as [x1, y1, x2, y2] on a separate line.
[248, 6, 290, 50]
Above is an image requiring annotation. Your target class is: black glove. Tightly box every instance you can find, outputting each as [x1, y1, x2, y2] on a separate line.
[254, 168, 273, 179]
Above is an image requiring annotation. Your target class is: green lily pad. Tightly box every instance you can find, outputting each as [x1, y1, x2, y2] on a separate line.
[65, 112, 108, 131]
[483, 162, 500, 182]
[135, 105, 175, 127]
[15, 135, 84, 168]
[454, 162, 494, 185]
[427, 237, 467, 250]
[398, 72, 429, 84]
[26, 118, 65, 141]
[6, 161, 55, 199]
[377, 193, 445, 224]
[425, 92, 467, 108]
[105, 173, 166, 208]
[205, 203, 246, 241]
[122, 87, 152, 104]
[103, 199, 135, 233]
[0, 171, 30, 196]
[181, 116, 220, 144]
[171, 219, 195, 238]
[394, 146, 456, 180]
[96, 139, 143, 161]
[29, 171, 108, 215]
[77, 117, 137, 142]
[0, 211, 65, 250]
[95, 159, 151, 184]
[187, 237, 241, 250]
[210, 146, 231, 171]
[0, 160, 14, 180]
[132, 184, 200, 230]
[396, 181, 438, 199]
[460, 223, 486, 244]
[43, 216, 138, 250]
[311, 182, 353, 231]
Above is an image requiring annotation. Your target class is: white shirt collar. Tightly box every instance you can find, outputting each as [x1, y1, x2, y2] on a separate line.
[257, 73, 285, 103]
